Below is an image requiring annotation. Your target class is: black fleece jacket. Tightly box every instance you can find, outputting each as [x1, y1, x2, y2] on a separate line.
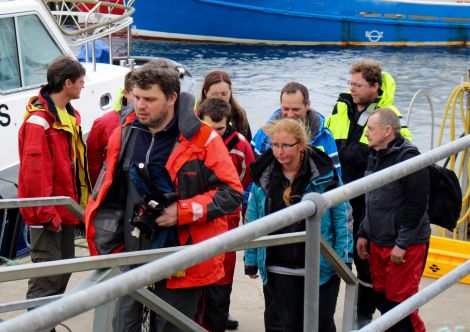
[358, 135, 431, 249]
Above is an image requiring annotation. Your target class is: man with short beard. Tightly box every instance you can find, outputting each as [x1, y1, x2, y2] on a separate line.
[326, 59, 411, 328]
[85, 63, 243, 332]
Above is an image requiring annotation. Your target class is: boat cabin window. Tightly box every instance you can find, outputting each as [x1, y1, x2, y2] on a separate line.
[0, 13, 64, 93]
[0, 18, 21, 91]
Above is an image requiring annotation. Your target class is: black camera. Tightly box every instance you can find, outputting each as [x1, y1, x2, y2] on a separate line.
[130, 192, 177, 239]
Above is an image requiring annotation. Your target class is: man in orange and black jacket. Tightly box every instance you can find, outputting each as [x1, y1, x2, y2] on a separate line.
[85, 63, 243, 332]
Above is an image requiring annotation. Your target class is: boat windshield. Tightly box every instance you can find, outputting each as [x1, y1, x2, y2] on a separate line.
[0, 14, 64, 93]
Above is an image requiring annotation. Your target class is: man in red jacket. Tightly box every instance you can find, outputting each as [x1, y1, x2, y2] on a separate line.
[18, 56, 91, 306]
[86, 71, 134, 186]
[85, 63, 243, 332]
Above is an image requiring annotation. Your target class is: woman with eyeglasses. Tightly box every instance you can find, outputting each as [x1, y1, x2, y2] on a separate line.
[244, 118, 351, 332]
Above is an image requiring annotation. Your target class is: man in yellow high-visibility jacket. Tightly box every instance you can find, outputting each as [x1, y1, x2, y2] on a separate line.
[326, 59, 411, 328]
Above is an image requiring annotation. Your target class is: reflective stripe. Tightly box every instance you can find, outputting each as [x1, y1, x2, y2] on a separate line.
[26, 115, 50, 129]
[191, 202, 204, 221]
[400, 118, 408, 127]
[204, 130, 219, 146]
[357, 102, 378, 127]
[230, 148, 247, 182]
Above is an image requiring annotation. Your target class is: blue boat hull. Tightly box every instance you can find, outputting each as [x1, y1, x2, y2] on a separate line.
[132, 0, 470, 45]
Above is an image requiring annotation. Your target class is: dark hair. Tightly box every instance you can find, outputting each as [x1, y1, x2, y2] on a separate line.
[350, 59, 383, 86]
[47, 56, 86, 93]
[123, 70, 133, 92]
[197, 97, 231, 123]
[280, 82, 309, 106]
[199, 70, 249, 136]
[131, 63, 180, 98]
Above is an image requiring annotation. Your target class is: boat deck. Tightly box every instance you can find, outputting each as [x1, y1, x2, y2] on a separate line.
[0, 239, 468, 331]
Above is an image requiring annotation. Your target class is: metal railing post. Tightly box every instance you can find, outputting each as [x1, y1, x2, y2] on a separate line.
[302, 192, 327, 332]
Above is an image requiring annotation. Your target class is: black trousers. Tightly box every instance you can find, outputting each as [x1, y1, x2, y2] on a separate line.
[113, 279, 200, 332]
[375, 292, 415, 332]
[26, 225, 75, 299]
[265, 272, 340, 332]
[200, 284, 232, 332]
[351, 195, 376, 319]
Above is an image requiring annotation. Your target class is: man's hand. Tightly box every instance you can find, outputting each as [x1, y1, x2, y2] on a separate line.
[356, 237, 369, 260]
[155, 202, 178, 227]
[248, 274, 259, 280]
[391, 245, 406, 265]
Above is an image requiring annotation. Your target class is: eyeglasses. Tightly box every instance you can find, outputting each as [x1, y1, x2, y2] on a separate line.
[271, 142, 298, 151]
[347, 80, 379, 89]
[347, 80, 368, 89]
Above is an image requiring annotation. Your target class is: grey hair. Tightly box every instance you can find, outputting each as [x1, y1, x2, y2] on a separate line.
[370, 108, 401, 136]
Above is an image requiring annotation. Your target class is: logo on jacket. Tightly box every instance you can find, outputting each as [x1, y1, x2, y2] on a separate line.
[183, 171, 197, 176]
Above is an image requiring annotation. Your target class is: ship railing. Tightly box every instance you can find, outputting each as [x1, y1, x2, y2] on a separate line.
[44, 0, 135, 46]
[43, 0, 136, 69]
[1, 135, 470, 331]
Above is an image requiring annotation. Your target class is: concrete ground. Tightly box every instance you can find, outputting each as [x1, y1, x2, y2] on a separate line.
[0, 241, 468, 331]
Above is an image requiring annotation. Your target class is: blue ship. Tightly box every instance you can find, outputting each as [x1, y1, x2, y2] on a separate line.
[131, 0, 470, 46]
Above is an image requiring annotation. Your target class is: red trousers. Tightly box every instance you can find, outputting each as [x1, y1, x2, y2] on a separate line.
[369, 242, 427, 332]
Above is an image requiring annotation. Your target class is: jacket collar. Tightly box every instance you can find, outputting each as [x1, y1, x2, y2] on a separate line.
[370, 134, 415, 158]
[252, 146, 335, 192]
[28, 85, 77, 123]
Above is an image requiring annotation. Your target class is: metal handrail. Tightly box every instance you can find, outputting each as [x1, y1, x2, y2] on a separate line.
[1, 134, 470, 331]
[406, 89, 435, 149]
[0, 231, 357, 284]
[0, 196, 84, 220]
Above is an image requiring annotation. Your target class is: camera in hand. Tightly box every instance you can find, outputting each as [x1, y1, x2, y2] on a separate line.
[129, 162, 177, 239]
[131, 192, 177, 239]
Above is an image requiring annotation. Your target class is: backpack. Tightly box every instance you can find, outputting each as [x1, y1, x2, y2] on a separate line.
[397, 147, 462, 231]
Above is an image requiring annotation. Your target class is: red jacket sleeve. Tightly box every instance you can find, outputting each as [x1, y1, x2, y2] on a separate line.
[18, 117, 61, 226]
[237, 134, 255, 190]
[177, 132, 244, 225]
[86, 118, 108, 187]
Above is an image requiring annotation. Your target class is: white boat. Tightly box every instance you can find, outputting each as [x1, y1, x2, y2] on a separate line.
[0, 0, 193, 196]
[0, 0, 194, 258]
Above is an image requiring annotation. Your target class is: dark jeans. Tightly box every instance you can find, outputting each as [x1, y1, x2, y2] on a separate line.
[351, 194, 376, 319]
[265, 272, 340, 332]
[26, 225, 75, 299]
[113, 280, 200, 332]
[200, 284, 232, 332]
[263, 285, 283, 332]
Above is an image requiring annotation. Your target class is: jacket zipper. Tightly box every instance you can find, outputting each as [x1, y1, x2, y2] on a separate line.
[145, 133, 156, 163]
